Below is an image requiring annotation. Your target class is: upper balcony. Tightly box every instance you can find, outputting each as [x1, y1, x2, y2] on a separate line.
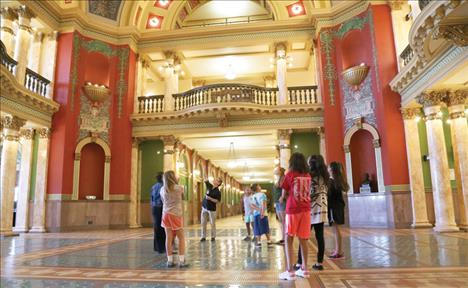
[132, 84, 321, 121]
[391, 0, 468, 105]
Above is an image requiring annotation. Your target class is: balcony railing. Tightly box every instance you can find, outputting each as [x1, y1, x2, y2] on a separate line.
[0, 41, 17, 75]
[400, 44, 414, 67]
[24, 68, 50, 97]
[418, 0, 431, 11]
[137, 84, 318, 114]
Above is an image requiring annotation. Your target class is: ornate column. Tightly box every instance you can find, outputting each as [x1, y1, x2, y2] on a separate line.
[41, 31, 58, 99]
[275, 43, 288, 105]
[28, 30, 43, 72]
[314, 127, 327, 160]
[13, 5, 35, 85]
[30, 128, 51, 233]
[163, 52, 177, 112]
[162, 135, 176, 172]
[446, 89, 468, 230]
[277, 129, 292, 170]
[418, 91, 458, 232]
[401, 108, 432, 228]
[0, 116, 26, 236]
[13, 129, 35, 233]
[343, 145, 354, 194]
[0, 7, 17, 56]
[134, 55, 148, 112]
[129, 138, 141, 228]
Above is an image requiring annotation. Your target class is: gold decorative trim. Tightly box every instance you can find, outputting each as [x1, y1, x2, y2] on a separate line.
[277, 129, 292, 141]
[0, 27, 15, 35]
[450, 111, 466, 119]
[1, 115, 26, 131]
[447, 89, 468, 106]
[161, 135, 177, 146]
[19, 128, 35, 140]
[401, 107, 423, 120]
[74, 153, 81, 161]
[3, 134, 19, 142]
[105, 156, 111, 163]
[434, 24, 468, 47]
[37, 128, 51, 139]
[417, 90, 447, 107]
[0, 7, 18, 21]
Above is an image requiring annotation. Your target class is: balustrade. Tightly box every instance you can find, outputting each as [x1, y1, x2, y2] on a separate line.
[400, 44, 414, 67]
[137, 84, 318, 114]
[137, 95, 164, 114]
[0, 40, 17, 75]
[24, 68, 50, 97]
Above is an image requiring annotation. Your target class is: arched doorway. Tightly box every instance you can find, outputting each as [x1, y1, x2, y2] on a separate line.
[78, 143, 105, 200]
[349, 130, 378, 193]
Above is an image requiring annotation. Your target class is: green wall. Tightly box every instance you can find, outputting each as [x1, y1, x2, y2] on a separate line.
[139, 140, 164, 201]
[29, 133, 39, 199]
[290, 132, 320, 159]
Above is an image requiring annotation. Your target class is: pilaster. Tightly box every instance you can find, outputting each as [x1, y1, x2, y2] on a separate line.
[0, 7, 18, 56]
[275, 42, 288, 105]
[129, 138, 141, 228]
[401, 107, 432, 228]
[277, 129, 292, 170]
[30, 128, 50, 233]
[13, 5, 35, 85]
[162, 135, 177, 172]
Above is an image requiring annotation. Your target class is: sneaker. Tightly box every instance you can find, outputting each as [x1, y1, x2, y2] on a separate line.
[251, 237, 256, 242]
[255, 242, 262, 247]
[267, 241, 273, 246]
[275, 240, 285, 245]
[295, 268, 310, 278]
[200, 238, 206, 242]
[211, 237, 216, 241]
[243, 236, 251, 241]
[178, 262, 189, 268]
[293, 263, 301, 271]
[312, 263, 324, 271]
[279, 271, 296, 281]
[328, 253, 345, 260]
[167, 261, 175, 268]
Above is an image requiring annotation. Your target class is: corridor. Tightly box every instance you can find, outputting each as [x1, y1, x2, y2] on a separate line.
[1, 216, 468, 287]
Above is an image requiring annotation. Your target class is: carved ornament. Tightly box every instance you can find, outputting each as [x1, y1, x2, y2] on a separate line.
[161, 135, 177, 146]
[216, 112, 229, 128]
[417, 90, 447, 107]
[401, 107, 423, 120]
[16, 5, 35, 21]
[19, 128, 34, 140]
[277, 129, 292, 141]
[0, 7, 18, 21]
[433, 24, 468, 47]
[373, 139, 381, 148]
[37, 128, 51, 139]
[74, 153, 81, 161]
[446, 89, 467, 106]
[1, 115, 26, 131]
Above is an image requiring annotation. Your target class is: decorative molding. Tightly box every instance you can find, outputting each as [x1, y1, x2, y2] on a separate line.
[0, 7, 18, 21]
[3, 134, 19, 142]
[161, 135, 177, 146]
[19, 128, 34, 140]
[447, 89, 468, 106]
[105, 156, 111, 163]
[417, 90, 447, 107]
[16, 5, 35, 21]
[401, 107, 423, 120]
[1, 115, 26, 131]
[434, 24, 468, 47]
[343, 145, 350, 153]
[37, 128, 51, 139]
[47, 194, 72, 201]
[277, 129, 292, 141]
[372, 139, 381, 148]
[88, 0, 122, 22]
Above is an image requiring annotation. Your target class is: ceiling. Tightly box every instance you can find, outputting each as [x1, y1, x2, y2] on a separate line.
[179, 130, 278, 184]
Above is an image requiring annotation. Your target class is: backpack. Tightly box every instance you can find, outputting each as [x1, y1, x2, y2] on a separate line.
[293, 175, 312, 203]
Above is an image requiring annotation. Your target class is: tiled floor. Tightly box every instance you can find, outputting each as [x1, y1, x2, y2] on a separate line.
[1, 216, 468, 287]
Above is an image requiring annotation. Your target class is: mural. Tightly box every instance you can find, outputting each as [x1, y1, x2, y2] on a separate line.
[88, 0, 122, 21]
[341, 75, 376, 132]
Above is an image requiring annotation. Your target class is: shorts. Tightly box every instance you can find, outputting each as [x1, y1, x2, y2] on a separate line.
[161, 213, 183, 230]
[244, 214, 254, 223]
[285, 211, 311, 239]
[329, 207, 345, 225]
[275, 202, 286, 213]
[253, 215, 270, 236]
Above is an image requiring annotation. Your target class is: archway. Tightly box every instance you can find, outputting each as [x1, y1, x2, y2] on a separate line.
[349, 130, 378, 193]
[78, 143, 105, 200]
[344, 122, 385, 193]
[72, 137, 111, 200]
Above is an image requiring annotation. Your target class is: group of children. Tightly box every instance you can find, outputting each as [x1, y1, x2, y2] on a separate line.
[154, 151, 349, 277]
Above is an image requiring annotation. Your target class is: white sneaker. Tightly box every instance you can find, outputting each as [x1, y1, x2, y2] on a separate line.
[279, 271, 296, 281]
[295, 268, 310, 278]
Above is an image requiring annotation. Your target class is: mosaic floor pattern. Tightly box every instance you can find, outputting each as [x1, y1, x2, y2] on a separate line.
[1, 216, 468, 287]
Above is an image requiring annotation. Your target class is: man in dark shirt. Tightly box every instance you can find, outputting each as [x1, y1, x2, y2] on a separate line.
[200, 177, 222, 241]
[151, 172, 165, 253]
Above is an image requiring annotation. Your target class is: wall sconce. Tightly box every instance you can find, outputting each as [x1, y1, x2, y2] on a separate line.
[342, 63, 369, 89]
[423, 155, 430, 161]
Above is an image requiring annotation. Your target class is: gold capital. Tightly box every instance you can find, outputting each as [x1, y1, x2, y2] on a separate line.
[1, 115, 26, 131]
[446, 89, 467, 106]
[277, 129, 292, 141]
[417, 90, 448, 107]
[37, 128, 51, 139]
[19, 128, 35, 140]
[401, 107, 423, 120]
[0, 7, 18, 21]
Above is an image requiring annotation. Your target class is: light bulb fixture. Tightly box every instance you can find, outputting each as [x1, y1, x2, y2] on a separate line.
[227, 142, 238, 168]
[146, 14, 163, 29]
[274, 158, 280, 165]
[415, 116, 421, 122]
[225, 64, 236, 80]
[155, 0, 171, 9]
[194, 169, 200, 176]
[287, 1, 306, 17]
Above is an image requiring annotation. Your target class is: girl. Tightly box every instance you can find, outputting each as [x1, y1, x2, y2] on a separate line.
[279, 153, 312, 281]
[250, 184, 272, 247]
[273, 167, 286, 245]
[328, 162, 349, 259]
[160, 170, 189, 268]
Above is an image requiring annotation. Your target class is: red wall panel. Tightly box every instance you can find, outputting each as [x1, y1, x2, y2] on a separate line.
[78, 143, 105, 199]
[350, 130, 378, 193]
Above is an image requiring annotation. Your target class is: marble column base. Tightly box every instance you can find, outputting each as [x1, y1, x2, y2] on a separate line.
[12, 227, 29, 233]
[0, 231, 19, 237]
[29, 227, 46, 233]
[433, 225, 459, 233]
[458, 225, 468, 231]
[129, 224, 142, 229]
[411, 222, 433, 229]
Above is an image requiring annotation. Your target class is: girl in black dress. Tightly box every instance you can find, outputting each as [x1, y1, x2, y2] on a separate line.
[327, 162, 349, 259]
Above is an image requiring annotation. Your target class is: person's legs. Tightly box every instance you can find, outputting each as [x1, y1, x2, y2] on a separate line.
[208, 210, 217, 239]
[314, 223, 325, 264]
[285, 235, 294, 270]
[299, 238, 308, 270]
[297, 245, 302, 266]
[175, 229, 186, 265]
[279, 211, 285, 242]
[335, 224, 343, 254]
[200, 209, 208, 239]
[165, 227, 174, 265]
[155, 206, 166, 253]
[152, 206, 158, 252]
[245, 221, 251, 237]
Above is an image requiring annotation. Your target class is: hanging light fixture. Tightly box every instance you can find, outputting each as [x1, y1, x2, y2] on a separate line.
[225, 64, 236, 80]
[227, 142, 238, 168]
[242, 162, 251, 181]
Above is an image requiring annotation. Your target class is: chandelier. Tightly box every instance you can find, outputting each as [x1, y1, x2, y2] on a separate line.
[224, 64, 236, 80]
[242, 161, 251, 181]
[227, 142, 238, 168]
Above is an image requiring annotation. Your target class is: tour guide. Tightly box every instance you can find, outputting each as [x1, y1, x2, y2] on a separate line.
[200, 177, 222, 241]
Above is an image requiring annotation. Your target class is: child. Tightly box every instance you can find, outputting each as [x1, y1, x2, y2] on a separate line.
[273, 167, 286, 245]
[250, 184, 272, 247]
[160, 170, 189, 268]
[279, 153, 312, 281]
[242, 187, 254, 241]
[327, 162, 349, 259]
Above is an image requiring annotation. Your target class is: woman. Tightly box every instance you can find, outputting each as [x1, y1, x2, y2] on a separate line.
[151, 172, 165, 253]
[328, 162, 349, 259]
[160, 170, 189, 268]
[279, 153, 312, 281]
[273, 167, 286, 245]
[296, 154, 329, 271]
